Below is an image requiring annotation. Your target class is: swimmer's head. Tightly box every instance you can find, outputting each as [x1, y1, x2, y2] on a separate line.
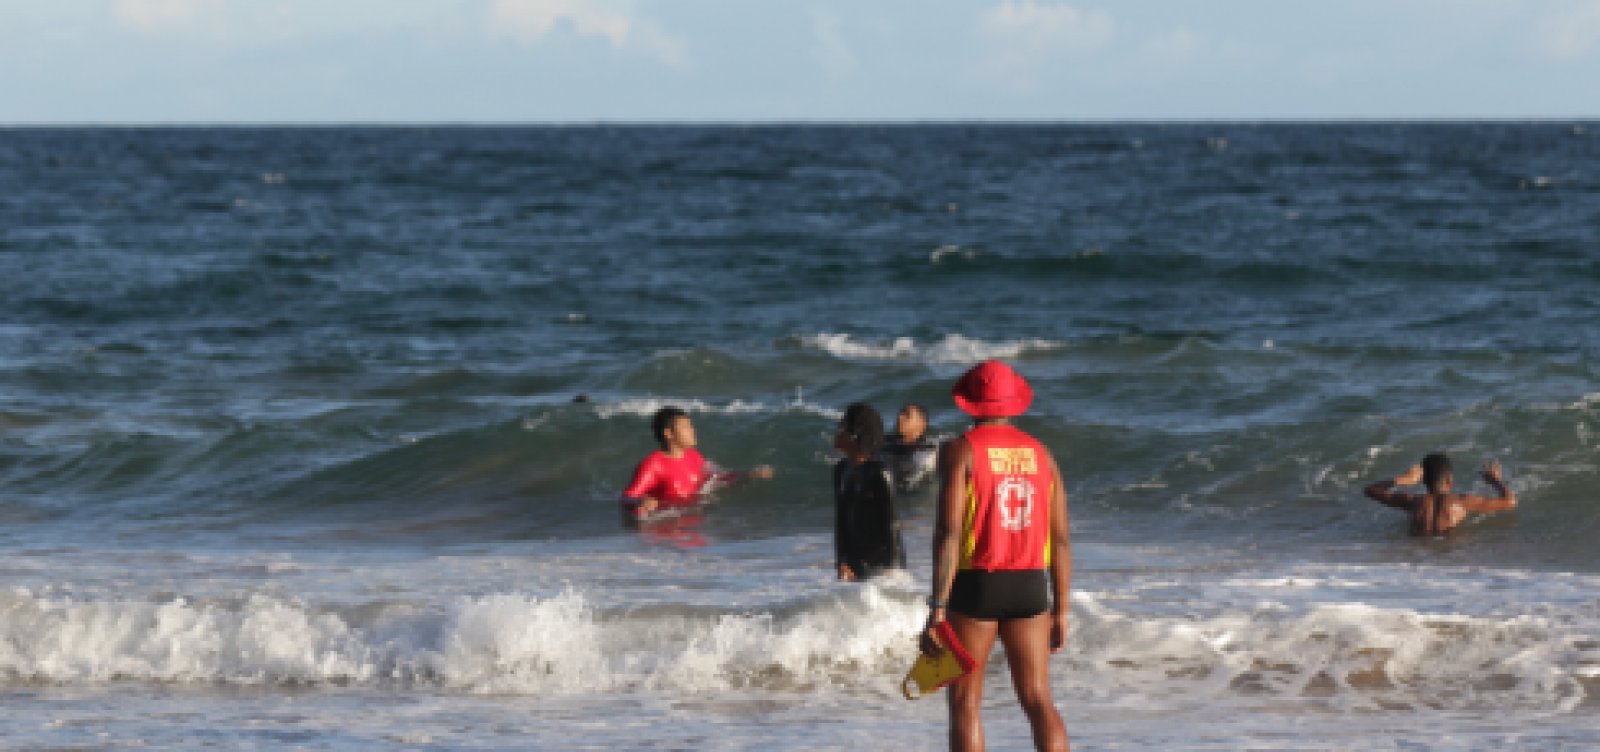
[1421, 452, 1452, 493]
[896, 403, 928, 442]
[652, 406, 695, 450]
[837, 402, 885, 459]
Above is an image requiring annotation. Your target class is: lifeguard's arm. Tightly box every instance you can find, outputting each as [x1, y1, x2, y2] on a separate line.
[1364, 465, 1424, 510]
[1458, 460, 1518, 514]
[921, 438, 970, 656]
[1046, 452, 1072, 653]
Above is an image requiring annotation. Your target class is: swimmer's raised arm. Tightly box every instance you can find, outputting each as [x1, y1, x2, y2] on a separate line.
[1365, 465, 1424, 509]
[1457, 459, 1517, 513]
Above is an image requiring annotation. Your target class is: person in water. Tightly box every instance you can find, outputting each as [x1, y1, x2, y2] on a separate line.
[920, 360, 1070, 751]
[1363, 453, 1517, 536]
[833, 403, 906, 581]
[879, 402, 940, 493]
[620, 406, 774, 520]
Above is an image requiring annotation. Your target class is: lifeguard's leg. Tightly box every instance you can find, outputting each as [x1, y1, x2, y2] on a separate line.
[946, 612, 1000, 752]
[999, 614, 1068, 751]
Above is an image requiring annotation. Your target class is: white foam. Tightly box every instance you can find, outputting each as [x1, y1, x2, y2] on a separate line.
[0, 586, 922, 695]
[3, 576, 1596, 715]
[1069, 581, 1598, 714]
[929, 244, 979, 262]
[425, 591, 610, 692]
[647, 586, 920, 695]
[798, 333, 1064, 365]
[0, 590, 375, 684]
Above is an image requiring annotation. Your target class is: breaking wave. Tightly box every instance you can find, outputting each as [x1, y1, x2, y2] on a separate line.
[3, 581, 1594, 713]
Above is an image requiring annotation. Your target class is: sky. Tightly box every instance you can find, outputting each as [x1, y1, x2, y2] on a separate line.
[2, 0, 1599, 122]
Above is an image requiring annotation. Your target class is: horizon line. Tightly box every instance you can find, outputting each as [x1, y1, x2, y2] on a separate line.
[2, 116, 1598, 129]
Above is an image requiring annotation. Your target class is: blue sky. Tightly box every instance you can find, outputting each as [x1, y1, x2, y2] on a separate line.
[3, 0, 1598, 122]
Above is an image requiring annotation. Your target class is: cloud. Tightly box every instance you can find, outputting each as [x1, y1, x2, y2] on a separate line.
[111, 0, 228, 36]
[109, 0, 311, 47]
[1134, 26, 1254, 78]
[487, 0, 688, 68]
[976, 1, 1113, 87]
[1300, 49, 1378, 86]
[1534, 0, 1600, 59]
[981, 1, 1113, 52]
[811, 9, 859, 80]
[1139, 27, 1207, 67]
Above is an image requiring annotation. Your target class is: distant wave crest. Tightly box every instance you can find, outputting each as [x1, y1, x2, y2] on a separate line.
[593, 397, 841, 421]
[797, 333, 1064, 364]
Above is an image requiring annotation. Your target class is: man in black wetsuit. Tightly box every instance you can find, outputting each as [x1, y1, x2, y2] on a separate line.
[880, 402, 940, 493]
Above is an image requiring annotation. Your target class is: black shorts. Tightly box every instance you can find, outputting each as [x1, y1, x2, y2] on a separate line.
[949, 569, 1050, 620]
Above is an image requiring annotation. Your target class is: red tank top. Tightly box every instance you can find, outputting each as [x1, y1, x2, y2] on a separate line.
[623, 448, 710, 508]
[960, 424, 1053, 571]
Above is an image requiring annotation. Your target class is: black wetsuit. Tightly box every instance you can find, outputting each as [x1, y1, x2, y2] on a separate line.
[879, 433, 939, 493]
[834, 458, 906, 578]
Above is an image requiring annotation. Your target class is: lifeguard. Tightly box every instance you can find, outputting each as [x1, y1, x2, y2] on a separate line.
[920, 360, 1071, 751]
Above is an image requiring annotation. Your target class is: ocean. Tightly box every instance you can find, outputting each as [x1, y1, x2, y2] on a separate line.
[1, 123, 1597, 750]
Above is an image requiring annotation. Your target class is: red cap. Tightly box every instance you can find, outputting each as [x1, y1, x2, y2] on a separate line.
[952, 360, 1033, 418]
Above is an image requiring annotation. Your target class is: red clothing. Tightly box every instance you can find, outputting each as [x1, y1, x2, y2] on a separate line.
[959, 424, 1054, 571]
[637, 512, 708, 549]
[623, 448, 712, 510]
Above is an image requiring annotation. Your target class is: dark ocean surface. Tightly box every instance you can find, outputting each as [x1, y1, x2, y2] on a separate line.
[1, 124, 1598, 750]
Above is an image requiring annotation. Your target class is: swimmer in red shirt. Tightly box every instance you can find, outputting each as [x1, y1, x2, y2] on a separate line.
[621, 406, 774, 520]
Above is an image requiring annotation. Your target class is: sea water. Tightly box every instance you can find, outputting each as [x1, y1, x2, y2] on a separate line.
[1, 124, 1598, 749]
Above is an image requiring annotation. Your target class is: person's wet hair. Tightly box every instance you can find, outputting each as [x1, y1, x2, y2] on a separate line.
[652, 406, 689, 450]
[840, 402, 885, 458]
[1421, 452, 1452, 492]
[901, 402, 927, 420]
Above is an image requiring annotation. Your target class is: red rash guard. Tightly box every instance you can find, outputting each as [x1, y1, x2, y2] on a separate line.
[623, 448, 717, 512]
